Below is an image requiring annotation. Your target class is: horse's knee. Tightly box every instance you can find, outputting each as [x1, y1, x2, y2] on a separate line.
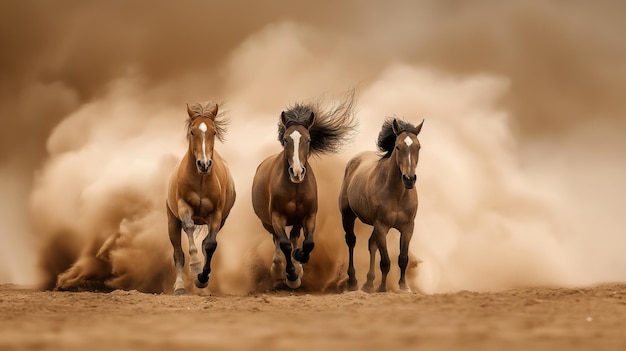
[398, 254, 409, 270]
[302, 241, 314, 253]
[279, 239, 292, 254]
[203, 240, 217, 254]
[380, 257, 391, 274]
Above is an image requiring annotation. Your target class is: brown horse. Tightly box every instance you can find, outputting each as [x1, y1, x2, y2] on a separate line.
[166, 102, 236, 295]
[252, 93, 357, 288]
[339, 117, 424, 292]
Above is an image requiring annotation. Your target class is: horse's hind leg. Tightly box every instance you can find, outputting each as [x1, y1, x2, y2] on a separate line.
[341, 207, 358, 291]
[167, 205, 185, 295]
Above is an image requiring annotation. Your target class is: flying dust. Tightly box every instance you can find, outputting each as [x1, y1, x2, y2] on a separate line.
[0, 1, 625, 294]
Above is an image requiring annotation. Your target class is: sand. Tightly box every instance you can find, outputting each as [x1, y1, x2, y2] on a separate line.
[1, 283, 625, 350]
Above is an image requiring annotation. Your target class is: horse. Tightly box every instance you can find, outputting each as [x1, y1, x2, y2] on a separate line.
[252, 92, 357, 289]
[339, 117, 424, 293]
[166, 102, 236, 295]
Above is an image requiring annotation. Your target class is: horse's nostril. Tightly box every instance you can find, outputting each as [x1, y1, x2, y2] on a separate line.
[412, 174, 417, 182]
[196, 160, 202, 167]
[288, 167, 295, 177]
[208, 159, 213, 167]
[301, 167, 306, 177]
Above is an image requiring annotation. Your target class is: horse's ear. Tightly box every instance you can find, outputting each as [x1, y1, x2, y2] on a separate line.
[187, 104, 195, 119]
[415, 119, 425, 135]
[307, 112, 315, 128]
[392, 118, 401, 136]
[280, 111, 287, 126]
[208, 103, 219, 119]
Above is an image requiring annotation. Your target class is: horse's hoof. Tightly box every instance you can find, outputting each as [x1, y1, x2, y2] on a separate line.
[361, 282, 375, 293]
[346, 280, 359, 292]
[190, 262, 202, 274]
[398, 284, 412, 294]
[194, 275, 209, 289]
[286, 276, 301, 289]
[174, 288, 186, 296]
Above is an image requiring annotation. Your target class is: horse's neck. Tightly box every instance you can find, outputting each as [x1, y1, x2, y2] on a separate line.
[379, 156, 404, 191]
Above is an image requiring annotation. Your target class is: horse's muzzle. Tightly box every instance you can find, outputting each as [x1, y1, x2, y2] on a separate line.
[402, 174, 416, 189]
[288, 166, 306, 183]
[196, 159, 213, 174]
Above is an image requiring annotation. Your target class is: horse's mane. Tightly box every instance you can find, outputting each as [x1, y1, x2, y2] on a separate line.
[186, 102, 229, 142]
[377, 117, 421, 159]
[278, 89, 358, 155]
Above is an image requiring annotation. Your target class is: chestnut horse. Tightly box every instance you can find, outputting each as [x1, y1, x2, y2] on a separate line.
[166, 102, 236, 295]
[339, 117, 424, 292]
[252, 93, 357, 288]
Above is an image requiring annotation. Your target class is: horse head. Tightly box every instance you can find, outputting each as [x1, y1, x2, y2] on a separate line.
[392, 118, 424, 189]
[186, 103, 220, 174]
[280, 110, 315, 183]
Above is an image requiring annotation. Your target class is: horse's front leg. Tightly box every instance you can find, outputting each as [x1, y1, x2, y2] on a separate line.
[362, 232, 377, 293]
[373, 223, 391, 292]
[178, 202, 202, 274]
[167, 205, 185, 295]
[289, 225, 303, 279]
[272, 212, 300, 289]
[398, 222, 415, 292]
[294, 215, 315, 264]
[194, 212, 222, 289]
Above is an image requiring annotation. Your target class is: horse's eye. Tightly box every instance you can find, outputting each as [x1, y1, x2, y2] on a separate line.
[395, 146, 399, 150]
[190, 130, 194, 136]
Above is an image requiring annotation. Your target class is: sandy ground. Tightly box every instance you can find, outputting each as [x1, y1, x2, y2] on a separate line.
[1, 284, 625, 350]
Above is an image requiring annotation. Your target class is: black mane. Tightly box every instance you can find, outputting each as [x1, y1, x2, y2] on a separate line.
[377, 117, 422, 158]
[278, 89, 358, 155]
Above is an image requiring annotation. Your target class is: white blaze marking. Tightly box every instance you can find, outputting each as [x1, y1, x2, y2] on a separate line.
[290, 130, 303, 174]
[199, 122, 208, 161]
[403, 136, 413, 168]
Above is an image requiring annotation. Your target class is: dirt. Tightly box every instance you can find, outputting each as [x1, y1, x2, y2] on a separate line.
[1, 283, 625, 351]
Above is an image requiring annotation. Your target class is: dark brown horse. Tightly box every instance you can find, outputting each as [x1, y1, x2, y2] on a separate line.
[339, 117, 424, 292]
[252, 93, 357, 288]
[166, 102, 236, 295]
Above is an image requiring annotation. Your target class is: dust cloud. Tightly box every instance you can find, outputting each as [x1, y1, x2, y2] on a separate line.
[0, 1, 624, 294]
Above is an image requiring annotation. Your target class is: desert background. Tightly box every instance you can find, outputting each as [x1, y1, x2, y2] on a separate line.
[1, 1, 625, 350]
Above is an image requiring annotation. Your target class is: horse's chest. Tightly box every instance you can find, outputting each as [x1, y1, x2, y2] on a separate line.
[187, 193, 216, 216]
